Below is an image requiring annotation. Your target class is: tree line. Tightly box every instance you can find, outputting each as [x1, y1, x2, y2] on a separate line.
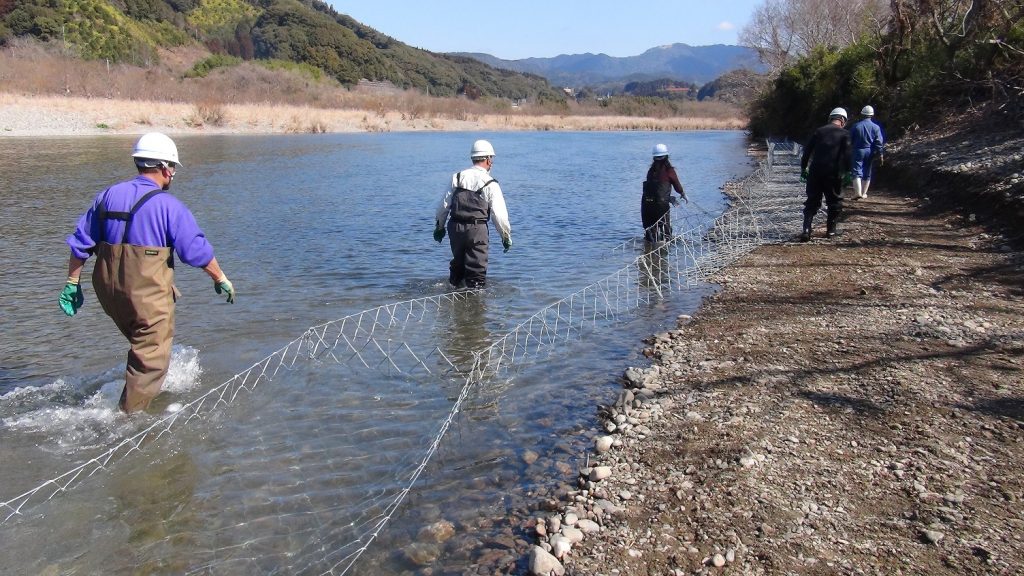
[742, 0, 1024, 140]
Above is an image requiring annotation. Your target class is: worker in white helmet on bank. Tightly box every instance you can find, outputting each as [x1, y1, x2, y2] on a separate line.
[642, 143, 688, 246]
[850, 105, 885, 199]
[434, 139, 512, 288]
[799, 108, 852, 241]
[60, 132, 235, 413]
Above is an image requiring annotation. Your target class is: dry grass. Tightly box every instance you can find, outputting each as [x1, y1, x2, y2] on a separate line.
[0, 39, 748, 136]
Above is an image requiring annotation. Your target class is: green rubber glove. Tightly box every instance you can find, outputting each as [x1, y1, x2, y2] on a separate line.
[59, 281, 84, 317]
[800, 169, 809, 183]
[433, 226, 445, 243]
[214, 277, 235, 303]
[502, 237, 512, 253]
[842, 171, 853, 187]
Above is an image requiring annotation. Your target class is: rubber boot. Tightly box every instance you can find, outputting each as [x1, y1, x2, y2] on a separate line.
[800, 214, 812, 242]
[861, 179, 870, 199]
[853, 177, 863, 199]
[826, 214, 839, 238]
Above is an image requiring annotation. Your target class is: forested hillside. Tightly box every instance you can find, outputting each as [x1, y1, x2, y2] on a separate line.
[0, 0, 564, 102]
[742, 0, 1023, 140]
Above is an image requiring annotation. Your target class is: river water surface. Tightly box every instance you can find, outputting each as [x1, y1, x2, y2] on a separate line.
[0, 131, 753, 574]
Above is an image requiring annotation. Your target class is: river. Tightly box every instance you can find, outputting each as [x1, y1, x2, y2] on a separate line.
[0, 130, 754, 574]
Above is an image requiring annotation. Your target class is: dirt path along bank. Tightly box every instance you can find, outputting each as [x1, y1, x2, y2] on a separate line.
[543, 184, 1024, 575]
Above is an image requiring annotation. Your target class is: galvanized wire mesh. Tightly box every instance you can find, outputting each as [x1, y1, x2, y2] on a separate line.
[2, 142, 807, 575]
[0, 290, 479, 526]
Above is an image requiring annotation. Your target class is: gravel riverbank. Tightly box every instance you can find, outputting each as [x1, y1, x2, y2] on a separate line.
[522, 123, 1024, 575]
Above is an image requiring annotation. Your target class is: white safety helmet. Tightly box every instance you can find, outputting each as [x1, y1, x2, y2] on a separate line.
[132, 132, 182, 167]
[861, 105, 875, 117]
[829, 107, 848, 122]
[470, 139, 495, 159]
[652, 143, 669, 158]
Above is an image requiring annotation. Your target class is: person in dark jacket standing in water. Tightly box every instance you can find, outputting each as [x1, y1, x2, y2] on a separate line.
[59, 132, 235, 413]
[799, 107, 852, 241]
[642, 144, 688, 246]
[434, 139, 512, 289]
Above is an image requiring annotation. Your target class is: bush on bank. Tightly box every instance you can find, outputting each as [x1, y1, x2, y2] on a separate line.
[748, 1, 1024, 141]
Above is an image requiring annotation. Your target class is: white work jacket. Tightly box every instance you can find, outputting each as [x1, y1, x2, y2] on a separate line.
[435, 165, 511, 240]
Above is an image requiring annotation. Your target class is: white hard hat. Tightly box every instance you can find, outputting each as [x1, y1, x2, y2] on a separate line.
[470, 139, 495, 159]
[652, 143, 669, 158]
[132, 132, 182, 166]
[829, 107, 848, 121]
[861, 105, 875, 117]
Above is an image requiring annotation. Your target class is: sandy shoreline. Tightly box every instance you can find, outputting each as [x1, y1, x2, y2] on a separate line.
[0, 93, 747, 137]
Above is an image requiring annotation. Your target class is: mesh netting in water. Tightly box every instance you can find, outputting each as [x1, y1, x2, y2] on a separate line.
[2, 143, 808, 574]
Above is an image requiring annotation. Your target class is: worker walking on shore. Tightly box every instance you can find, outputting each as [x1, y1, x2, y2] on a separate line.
[850, 105, 885, 199]
[641, 144, 688, 246]
[434, 139, 512, 289]
[60, 132, 235, 413]
[800, 108, 852, 241]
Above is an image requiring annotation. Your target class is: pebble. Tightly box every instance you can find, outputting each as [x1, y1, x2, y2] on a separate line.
[591, 466, 612, 481]
[712, 553, 726, 567]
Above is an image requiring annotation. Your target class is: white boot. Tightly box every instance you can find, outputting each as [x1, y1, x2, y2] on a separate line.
[853, 177, 863, 199]
[861, 179, 870, 198]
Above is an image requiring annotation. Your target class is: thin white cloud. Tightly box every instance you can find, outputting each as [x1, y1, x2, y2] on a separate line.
[717, 21, 735, 31]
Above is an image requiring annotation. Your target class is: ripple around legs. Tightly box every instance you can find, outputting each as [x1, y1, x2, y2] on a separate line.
[0, 142, 808, 575]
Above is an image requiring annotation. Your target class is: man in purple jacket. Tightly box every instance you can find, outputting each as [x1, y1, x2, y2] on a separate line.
[60, 133, 235, 413]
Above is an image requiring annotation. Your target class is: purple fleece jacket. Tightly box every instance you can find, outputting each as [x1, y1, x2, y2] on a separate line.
[67, 175, 215, 267]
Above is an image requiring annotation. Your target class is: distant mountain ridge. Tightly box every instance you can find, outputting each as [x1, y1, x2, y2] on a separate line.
[456, 44, 763, 88]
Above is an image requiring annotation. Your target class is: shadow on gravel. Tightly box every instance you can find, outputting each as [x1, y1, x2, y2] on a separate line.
[842, 238, 984, 254]
[958, 397, 1024, 422]
[931, 261, 1024, 297]
[796, 391, 884, 415]
[690, 340, 1015, 423]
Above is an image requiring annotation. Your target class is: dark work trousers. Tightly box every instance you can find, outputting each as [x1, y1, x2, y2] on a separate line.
[803, 171, 843, 226]
[447, 221, 489, 288]
[641, 201, 671, 243]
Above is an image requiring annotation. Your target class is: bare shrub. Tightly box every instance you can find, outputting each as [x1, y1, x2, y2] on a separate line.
[283, 114, 305, 134]
[184, 103, 227, 128]
[196, 102, 226, 126]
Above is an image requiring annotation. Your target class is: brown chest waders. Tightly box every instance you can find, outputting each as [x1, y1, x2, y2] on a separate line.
[91, 190, 179, 412]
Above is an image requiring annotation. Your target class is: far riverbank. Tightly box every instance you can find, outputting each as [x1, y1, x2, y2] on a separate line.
[0, 93, 747, 137]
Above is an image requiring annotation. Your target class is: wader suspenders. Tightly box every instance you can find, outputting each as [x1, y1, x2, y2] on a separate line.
[452, 173, 496, 224]
[94, 189, 165, 245]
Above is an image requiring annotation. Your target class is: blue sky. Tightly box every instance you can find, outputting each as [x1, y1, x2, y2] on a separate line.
[329, 1, 765, 60]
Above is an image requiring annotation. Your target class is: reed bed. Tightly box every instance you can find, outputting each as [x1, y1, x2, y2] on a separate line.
[0, 40, 747, 136]
[0, 93, 745, 136]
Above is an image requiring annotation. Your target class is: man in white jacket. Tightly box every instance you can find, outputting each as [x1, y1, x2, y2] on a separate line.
[434, 139, 512, 288]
